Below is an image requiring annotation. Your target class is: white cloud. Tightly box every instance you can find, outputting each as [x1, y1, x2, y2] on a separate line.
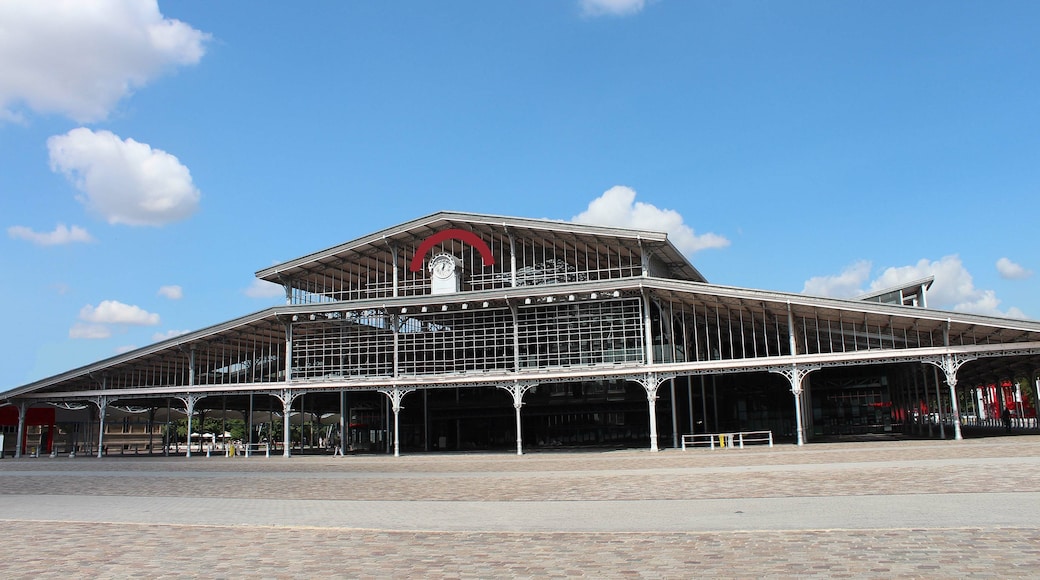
[801, 260, 872, 298]
[868, 256, 977, 310]
[245, 278, 285, 299]
[114, 345, 138, 354]
[0, 0, 209, 122]
[79, 300, 160, 326]
[572, 186, 729, 256]
[996, 257, 1032, 280]
[804, 255, 1027, 319]
[580, 0, 647, 17]
[69, 323, 110, 340]
[48, 128, 201, 226]
[7, 223, 94, 245]
[152, 329, 190, 342]
[158, 285, 183, 300]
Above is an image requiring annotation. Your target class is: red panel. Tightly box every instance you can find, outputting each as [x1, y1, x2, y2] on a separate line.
[0, 406, 55, 426]
[408, 229, 496, 272]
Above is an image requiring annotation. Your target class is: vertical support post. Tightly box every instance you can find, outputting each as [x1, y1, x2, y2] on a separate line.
[638, 238, 649, 277]
[14, 401, 27, 458]
[1035, 377, 1040, 429]
[507, 228, 517, 288]
[687, 379, 695, 436]
[942, 321, 958, 439]
[164, 397, 171, 456]
[388, 241, 399, 298]
[284, 321, 293, 382]
[712, 376, 719, 432]
[637, 374, 665, 452]
[976, 386, 985, 422]
[385, 396, 391, 454]
[340, 390, 348, 456]
[514, 398, 523, 455]
[221, 396, 228, 454]
[803, 380, 815, 437]
[509, 301, 521, 372]
[392, 393, 401, 458]
[933, 366, 946, 439]
[924, 353, 969, 441]
[944, 355, 965, 440]
[188, 347, 196, 387]
[281, 389, 293, 458]
[784, 303, 808, 443]
[179, 394, 198, 458]
[379, 387, 414, 457]
[792, 383, 804, 446]
[947, 374, 963, 440]
[423, 389, 429, 452]
[498, 381, 535, 456]
[95, 394, 108, 459]
[786, 302, 798, 355]
[392, 314, 400, 380]
[648, 387, 660, 452]
[912, 368, 924, 435]
[247, 392, 254, 457]
[771, 365, 815, 446]
[670, 378, 679, 449]
[146, 407, 156, 456]
[1015, 382, 1025, 429]
[700, 376, 708, 433]
[641, 289, 655, 366]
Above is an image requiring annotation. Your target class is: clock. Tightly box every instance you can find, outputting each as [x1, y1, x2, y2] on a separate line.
[429, 253, 457, 280]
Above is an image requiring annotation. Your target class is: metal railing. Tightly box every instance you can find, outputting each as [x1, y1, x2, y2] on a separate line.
[681, 430, 773, 450]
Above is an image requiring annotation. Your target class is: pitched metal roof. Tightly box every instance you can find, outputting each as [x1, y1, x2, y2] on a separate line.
[5, 274, 1039, 401]
[255, 210, 707, 285]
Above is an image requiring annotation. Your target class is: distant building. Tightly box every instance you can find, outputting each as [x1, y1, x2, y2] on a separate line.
[3, 212, 1039, 458]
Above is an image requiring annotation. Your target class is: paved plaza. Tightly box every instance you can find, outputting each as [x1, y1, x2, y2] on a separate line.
[1, 435, 1039, 578]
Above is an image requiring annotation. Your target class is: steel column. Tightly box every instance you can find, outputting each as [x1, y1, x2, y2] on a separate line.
[284, 322, 293, 382]
[771, 364, 818, 446]
[635, 373, 673, 452]
[175, 394, 200, 457]
[669, 378, 679, 449]
[378, 387, 416, 457]
[923, 353, 973, 441]
[932, 366, 946, 439]
[92, 395, 109, 458]
[247, 392, 254, 457]
[276, 389, 297, 457]
[14, 401, 27, 458]
[340, 390, 348, 456]
[497, 381, 537, 455]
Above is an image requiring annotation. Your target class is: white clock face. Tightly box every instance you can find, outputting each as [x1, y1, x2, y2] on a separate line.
[430, 254, 456, 279]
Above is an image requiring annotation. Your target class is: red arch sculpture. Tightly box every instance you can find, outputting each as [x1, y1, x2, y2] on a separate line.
[409, 228, 496, 272]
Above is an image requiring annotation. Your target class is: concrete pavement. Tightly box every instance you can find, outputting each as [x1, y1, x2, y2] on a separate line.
[1, 436, 1039, 578]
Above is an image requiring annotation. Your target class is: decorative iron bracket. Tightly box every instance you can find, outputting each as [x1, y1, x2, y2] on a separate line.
[768, 364, 820, 395]
[377, 386, 418, 413]
[921, 353, 977, 388]
[496, 380, 540, 409]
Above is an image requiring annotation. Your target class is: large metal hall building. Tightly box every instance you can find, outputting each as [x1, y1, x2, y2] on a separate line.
[3, 211, 1040, 458]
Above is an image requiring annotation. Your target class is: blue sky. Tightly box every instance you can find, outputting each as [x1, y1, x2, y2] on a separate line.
[1, 0, 1038, 389]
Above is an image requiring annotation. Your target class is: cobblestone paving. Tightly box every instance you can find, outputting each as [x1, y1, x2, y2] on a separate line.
[2, 436, 1039, 578]
[5, 522, 1040, 579]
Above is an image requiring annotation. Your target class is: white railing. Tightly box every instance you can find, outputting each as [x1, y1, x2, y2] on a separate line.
[229, 442, 270, 458]
[681, 430, 773, 450]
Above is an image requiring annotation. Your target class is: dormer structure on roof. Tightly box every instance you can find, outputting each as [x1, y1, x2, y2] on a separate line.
[255, 211, 706, 304]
